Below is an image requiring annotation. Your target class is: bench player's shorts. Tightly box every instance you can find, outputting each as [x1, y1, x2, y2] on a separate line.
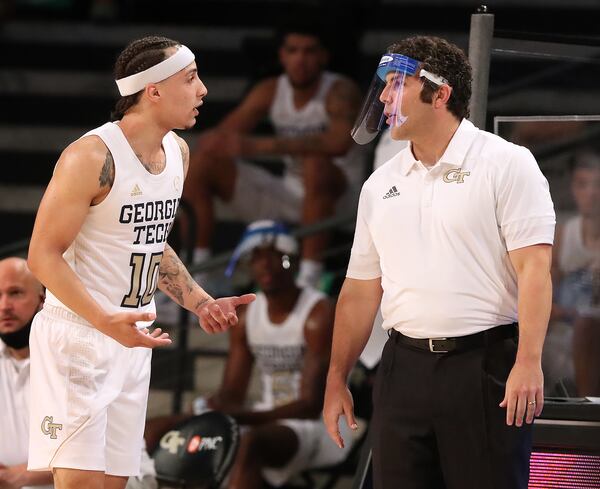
[27, 303, 152, 477]
[261, 417, 353, 486]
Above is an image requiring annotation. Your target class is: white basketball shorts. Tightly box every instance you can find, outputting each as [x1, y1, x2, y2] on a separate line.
[28, 303, 152, 476]
[262, 417, 353, 486]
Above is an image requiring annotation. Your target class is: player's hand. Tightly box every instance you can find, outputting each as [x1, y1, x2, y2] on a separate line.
[196, 294, 256, 334]
[499, 359, 544, 427]
[96, 312, 172, 349]
[323, 375, 358, 449]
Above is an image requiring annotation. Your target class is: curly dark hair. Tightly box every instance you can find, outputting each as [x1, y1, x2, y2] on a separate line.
[111, 36, 181, 121]
[387, 36, 472, 120]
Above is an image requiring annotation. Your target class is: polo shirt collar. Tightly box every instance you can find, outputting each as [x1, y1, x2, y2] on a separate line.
[398, 118, 478, 176]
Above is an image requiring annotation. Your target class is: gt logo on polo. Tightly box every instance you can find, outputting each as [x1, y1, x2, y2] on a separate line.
[41, 416, 63, 439]
[443, 168, 470, 184]
[160, 430, 186, 455]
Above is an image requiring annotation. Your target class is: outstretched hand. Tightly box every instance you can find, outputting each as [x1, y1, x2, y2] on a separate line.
[196, 294, 256, 333]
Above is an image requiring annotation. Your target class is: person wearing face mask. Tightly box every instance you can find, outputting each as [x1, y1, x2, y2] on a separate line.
[0, 257, 52, 489]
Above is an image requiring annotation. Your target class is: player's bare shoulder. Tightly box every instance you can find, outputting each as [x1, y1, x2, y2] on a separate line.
[326, 76, 362, 120]
[171, 132, 190, 177]
[54, 135, 114, 205]
[247, 77, 278, 108]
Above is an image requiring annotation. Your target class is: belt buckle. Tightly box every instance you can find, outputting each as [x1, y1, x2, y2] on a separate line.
[429, 337, 448, 353]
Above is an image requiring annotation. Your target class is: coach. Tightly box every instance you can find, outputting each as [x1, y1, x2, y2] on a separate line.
[324, 36, 555, 489]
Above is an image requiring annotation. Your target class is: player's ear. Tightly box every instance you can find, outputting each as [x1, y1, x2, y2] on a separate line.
[145, 83, 161, 104]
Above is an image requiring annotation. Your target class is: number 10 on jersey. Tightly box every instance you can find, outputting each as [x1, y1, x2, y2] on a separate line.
[121, 252, 163, 308]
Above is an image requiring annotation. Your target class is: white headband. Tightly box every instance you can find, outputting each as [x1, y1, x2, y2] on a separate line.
[115, 45, 195, 96]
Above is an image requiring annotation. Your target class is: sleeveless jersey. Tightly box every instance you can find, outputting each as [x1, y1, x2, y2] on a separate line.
[558, 215, 597, 274]
[45, 122, 184, 320]
[268, 71, 366, 188]
[246, 287, 325, 410]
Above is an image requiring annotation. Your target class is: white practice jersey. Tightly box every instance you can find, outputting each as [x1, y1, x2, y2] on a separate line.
[558, 215, 597, 274]
[269, 72, 366, 189]
[45, 122, 184, 320]
[246, 287, 325, 410]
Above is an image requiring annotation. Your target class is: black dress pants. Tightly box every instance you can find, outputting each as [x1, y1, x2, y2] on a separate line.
[370, 328, 532, 489]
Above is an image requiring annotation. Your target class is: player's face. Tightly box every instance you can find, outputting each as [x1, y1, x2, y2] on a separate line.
[572, 167, 600, 218]
[156, 60, 207, 130]
[250, 247, 294, 293]
[0, 265, 42, 334]
[279, 34, 327, 89]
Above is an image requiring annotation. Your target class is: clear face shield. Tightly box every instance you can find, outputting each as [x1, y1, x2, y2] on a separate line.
[351, 53, 450, 145]
[351, 54, 420, 145]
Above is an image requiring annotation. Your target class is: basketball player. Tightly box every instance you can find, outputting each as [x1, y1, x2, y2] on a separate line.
[26, 36, 254, 489]
[183, 24, 366, 288]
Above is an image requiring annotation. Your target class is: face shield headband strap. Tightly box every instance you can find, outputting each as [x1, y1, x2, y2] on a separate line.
[225, 223, 298, 277]
[115, 45, 195, 97]
[419, 69, 449, 86]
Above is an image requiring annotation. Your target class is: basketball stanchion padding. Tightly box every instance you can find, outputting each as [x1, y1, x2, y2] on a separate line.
[152, 412, 239, 488]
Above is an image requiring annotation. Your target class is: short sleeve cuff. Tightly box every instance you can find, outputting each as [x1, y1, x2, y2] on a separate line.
[346, 252, 382, 280]
[503, 216, 555, 251]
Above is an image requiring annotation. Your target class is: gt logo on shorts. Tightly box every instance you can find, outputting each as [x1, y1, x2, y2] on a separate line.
[443, 168, 471, 184]
[41, 416, 63, 439]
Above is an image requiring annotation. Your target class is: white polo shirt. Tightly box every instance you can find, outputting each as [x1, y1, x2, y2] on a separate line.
[347, 119, 555, 338]
[0, 341, 53, 489]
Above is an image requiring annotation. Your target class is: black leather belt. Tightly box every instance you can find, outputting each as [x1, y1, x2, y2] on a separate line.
[388, 323, 517, 353]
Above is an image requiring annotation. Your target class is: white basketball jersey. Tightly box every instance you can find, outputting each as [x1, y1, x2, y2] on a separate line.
[45, 122, 184, 320]
[246, 287, 325, 410]
[559, 215, 597, 274]
[269, 72, 366, 188]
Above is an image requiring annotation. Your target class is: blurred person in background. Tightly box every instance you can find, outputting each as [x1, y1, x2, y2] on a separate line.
[549, 148, 600, 396]
[183, 23, 365, 289]
[147, 221, 352, 489]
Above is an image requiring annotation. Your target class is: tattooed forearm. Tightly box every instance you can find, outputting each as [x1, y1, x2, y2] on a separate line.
[99, 151, 115, 188]
[166, 283, 184, 305]
[195, 298, 211, 311]
[158, 245, 209, 308]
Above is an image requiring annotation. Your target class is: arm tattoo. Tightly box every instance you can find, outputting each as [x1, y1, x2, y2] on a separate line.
[158, 247, 196, 306]
[328, 80, 361, 124]
[99, 151, 115, 188]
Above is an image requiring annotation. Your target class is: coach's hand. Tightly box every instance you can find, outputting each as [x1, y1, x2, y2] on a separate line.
[196, 294, 256, 334]
[96, 312, 171, 348]
[323, 375, 358, 449]
[500, 359, 544, 427]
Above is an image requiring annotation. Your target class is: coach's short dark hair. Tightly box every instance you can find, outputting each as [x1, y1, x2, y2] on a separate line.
[111, 36, 181, 121]
[387, 36, 472, 120]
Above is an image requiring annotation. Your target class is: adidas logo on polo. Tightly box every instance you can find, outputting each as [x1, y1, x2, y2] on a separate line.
[383, 186, 400, 199]
[130, 184, 143, 197]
